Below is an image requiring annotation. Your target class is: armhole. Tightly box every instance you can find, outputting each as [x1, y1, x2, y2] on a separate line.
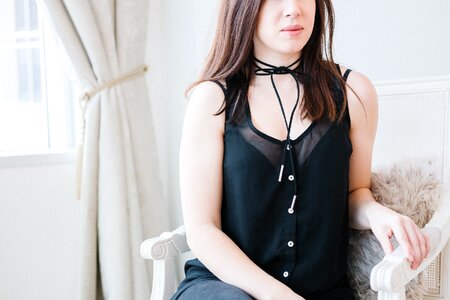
[335, 64, 352, 128]
[210, 80, 227, 96]
[343, 69, 352, 82]
[209, 80, 229, 132]
[335, 63, 352, 82]
[343, 69, 352, 128]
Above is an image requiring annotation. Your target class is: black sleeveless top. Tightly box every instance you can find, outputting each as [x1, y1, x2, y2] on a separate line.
[175, 65, 353, 298]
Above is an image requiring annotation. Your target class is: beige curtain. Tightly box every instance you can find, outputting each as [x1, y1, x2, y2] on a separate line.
[40, 1, 169, 299]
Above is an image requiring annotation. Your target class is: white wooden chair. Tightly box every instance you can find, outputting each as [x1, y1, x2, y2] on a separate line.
[141, 76, 450, 300]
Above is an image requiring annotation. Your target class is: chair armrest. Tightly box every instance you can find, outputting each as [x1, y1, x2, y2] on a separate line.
[140, 225, 190, 260]
[370, 185, 450, 292]
[140, 226, 190, 300]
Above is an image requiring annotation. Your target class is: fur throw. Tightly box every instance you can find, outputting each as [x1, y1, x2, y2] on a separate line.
[347, 157, 442, 300]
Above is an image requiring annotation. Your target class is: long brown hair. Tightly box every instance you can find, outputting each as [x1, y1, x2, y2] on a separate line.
[185, 0, 362, 125]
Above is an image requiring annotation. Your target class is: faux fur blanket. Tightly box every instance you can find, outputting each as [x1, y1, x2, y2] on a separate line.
[347, 157, 442, 300]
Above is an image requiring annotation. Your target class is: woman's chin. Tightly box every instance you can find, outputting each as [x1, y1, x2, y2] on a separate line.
[274, 42, 304, 54]
[274, 47, 303, 56]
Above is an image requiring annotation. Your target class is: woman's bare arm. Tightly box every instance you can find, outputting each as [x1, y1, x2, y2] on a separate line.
[179, 81, 303, 300]
[342, 66, 429, 270]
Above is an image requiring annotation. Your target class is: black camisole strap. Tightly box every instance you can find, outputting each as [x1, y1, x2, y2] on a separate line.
[209, 79, 230, 129]
[210, 80, 227, 97]
[335, 63, 352, 82]
[335, 63, 352, 127]
[343, 69, 351, 82]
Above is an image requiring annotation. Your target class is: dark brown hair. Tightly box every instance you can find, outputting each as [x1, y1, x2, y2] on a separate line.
[185, 0, 362, 125]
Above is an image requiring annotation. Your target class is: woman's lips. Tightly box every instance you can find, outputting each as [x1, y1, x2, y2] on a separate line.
[281, 25, 304, 31]
[281, 25, 304, 35]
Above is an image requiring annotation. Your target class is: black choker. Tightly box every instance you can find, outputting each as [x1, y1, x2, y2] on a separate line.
[253, 57, 301, 76]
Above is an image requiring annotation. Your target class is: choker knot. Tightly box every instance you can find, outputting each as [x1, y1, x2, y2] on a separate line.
[253, 57, 311, 85]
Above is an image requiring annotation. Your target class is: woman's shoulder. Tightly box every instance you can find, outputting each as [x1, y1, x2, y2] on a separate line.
[184, 80, 227, 136]
[188, 80, 227, 114]
[337, 64, 378, 131]
[336, 64, 376, 100]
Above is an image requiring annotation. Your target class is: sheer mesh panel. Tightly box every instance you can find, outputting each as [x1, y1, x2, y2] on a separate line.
[294, 119, 334, 168]
[236, 119, 284, 168]
[235, 115, 334, 169]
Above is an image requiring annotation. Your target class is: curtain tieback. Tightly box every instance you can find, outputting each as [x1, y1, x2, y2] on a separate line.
[80, 64, 148, 102]
[76, 64, 149, 200]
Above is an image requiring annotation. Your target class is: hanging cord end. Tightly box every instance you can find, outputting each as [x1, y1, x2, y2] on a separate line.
[75, 141, 83, 201]
[75, 102, 86, 201]
[288, 195, 297, 214]
[278, 164, 285, 182]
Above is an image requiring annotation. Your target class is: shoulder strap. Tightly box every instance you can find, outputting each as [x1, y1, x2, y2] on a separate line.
[334, 64, 352, 127]
[343, 69, 352, 82]
[335, 63, 352, 82]
[210, 80, 230, 129]
[210, 80, 227, 97]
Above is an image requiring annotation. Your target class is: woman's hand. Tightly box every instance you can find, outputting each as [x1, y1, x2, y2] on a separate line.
[366, 202, 430, 270]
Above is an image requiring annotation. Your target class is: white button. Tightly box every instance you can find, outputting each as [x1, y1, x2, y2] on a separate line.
[286, 144, 291, 150]
[287, 241, 294, 247]
[283, 271, 289, 277]
[288, 208, 294, 214]
[288, 175, 294, 181]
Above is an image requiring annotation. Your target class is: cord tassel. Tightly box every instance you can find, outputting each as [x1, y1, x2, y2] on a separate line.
[288, 195, 297, 214]
[278, 164, 285, 182]
[75, 104, 86, 201]
[75, 141, 83, 200]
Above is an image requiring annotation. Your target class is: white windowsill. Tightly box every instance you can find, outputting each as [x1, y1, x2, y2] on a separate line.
[0, 149, 76, 168]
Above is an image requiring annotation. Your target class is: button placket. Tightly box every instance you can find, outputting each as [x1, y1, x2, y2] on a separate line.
[282, 177, 297, 284]
[279, 140, 297, 283]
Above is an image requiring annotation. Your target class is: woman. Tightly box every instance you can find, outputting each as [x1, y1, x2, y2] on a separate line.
[172, 0, 430, 299]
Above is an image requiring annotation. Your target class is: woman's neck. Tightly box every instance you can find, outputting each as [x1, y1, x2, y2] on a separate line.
[251, 53, 302, 89]
[254, 55, 301, 69]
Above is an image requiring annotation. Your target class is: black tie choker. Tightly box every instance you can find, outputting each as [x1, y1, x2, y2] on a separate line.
[253, 57, 309, 214]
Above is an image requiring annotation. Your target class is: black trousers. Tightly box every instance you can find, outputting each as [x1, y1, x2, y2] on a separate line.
[171, 273, 355, 300]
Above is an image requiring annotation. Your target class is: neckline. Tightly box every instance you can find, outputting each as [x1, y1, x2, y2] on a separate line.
[244, 103, 316, 146]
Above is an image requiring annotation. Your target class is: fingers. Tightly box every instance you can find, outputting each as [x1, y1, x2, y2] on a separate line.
[374, 229, 394, 256]
[424, 233, 431, 257]
[370, 208, 432, 271]
[393, 217, 430, 270]
[402, 221, 423, 269]
[391, 223, 415, 264]
[413, 225, 428, 259]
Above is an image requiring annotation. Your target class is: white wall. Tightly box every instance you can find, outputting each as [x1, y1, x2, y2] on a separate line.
[333, 0, 450, 81]
[0, 159, 80, 300]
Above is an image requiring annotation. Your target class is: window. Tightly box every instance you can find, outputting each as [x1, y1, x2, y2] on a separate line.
[0, 0, 78, 155]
